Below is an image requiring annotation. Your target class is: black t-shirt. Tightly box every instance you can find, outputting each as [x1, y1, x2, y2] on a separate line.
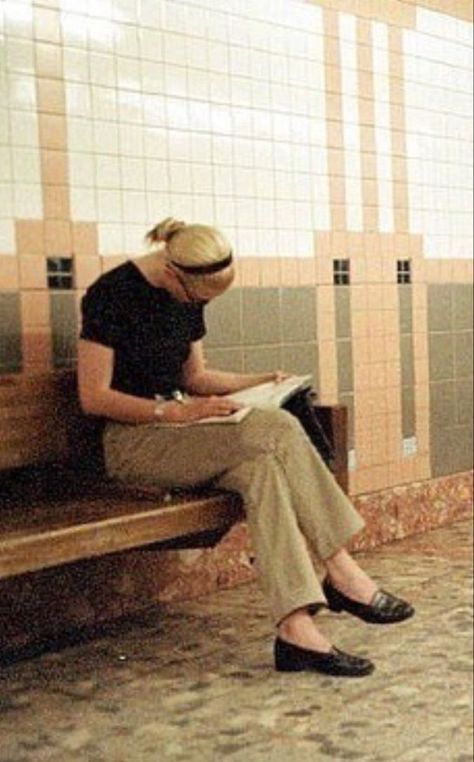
[80, 261, 206, 399]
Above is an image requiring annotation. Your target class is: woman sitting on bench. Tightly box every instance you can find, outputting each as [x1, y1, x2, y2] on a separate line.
[78, 217, 414, 678]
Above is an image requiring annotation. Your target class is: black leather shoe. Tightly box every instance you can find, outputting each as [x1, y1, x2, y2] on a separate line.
[274, 638, 375, 677]
[323, 577, 415, 625]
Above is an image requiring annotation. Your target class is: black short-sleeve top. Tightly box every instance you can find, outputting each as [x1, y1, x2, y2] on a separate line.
[80, 261, 206, 399]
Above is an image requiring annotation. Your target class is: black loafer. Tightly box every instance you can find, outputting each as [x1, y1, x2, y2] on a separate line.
[274, 638, 375, 678]
[323, 577, 415, 625]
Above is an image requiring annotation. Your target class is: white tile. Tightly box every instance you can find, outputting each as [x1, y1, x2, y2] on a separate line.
[98, 223, 124, 255]
[69, 151, 96, 187]
[94, 120, 119, 155]
[14, 183, 42, 218]
[143, 94, 166, 128]
[212, 135, 233, 166]
[186, 37, 208, 69]
[121, 157, 146, 190]
[166, 97, 189, 129]
[138, 0, 163, 29]
[118, 90, 143, 124]
[0, 184, 13, 218]
[168, 129, 192, 162]
[116, 57, 141, 91]
[6, 38, 34, 75]
[144, 126, 168, 159]
[208, 42, 230, 73]
[140, 29, 163, 62]
[119, 124, 144, 157]
[191, 163, 214, 195]
[115, 22, 139, 58]
[122, 191, 148, 223]
[192, 195, 215, 223]
[9, 110, 38, 146]
[7, 73, 36, 110]
[145, 160, 169, 192]
[64, 49, 90, 83]
[169, 163, 192, 194]
[89, 52, 115, 87]
[191, 133, 212, 163]
[213, 165, 234, 196]
[98, 189, 122, 222]
[165, 64, 189, 98]
[215, 197, 236, 226]
[88, 0, 113, 20]
[96, 155, 120, 188]
[61, 13, 88, 49]
[3, 1, 33, 39]
[71, 187, 96, 220]
[88, 19, 115, 52]
[91, 85, 119, 122]
[124, 223, 147, 255]
[0, 220, 15, 253]
[234, 167, 255, 197]
[141, 60, 165, 95]
[66, 82, 92, 119]
[12, 147, 40, 184]
[169, 192, 194, 220]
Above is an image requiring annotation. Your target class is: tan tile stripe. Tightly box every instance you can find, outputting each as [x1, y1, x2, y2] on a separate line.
[306, 0, 472, 24]
[8, 3, 100, 372]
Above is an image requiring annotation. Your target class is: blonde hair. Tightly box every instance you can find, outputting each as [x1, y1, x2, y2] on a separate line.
[146, 217, 234, 294]
[146, 218, 231, 266]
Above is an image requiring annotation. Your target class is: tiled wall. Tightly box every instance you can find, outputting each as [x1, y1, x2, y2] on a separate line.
[0, 0, 472, 495]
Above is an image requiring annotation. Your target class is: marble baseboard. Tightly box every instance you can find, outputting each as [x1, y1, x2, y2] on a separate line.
[0, 471, 472, 658]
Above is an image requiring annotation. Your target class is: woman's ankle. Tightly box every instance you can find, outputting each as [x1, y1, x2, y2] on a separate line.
[277, 609, 332, 653]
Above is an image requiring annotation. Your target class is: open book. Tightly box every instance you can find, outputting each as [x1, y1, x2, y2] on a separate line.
[176, 374, 313, 426]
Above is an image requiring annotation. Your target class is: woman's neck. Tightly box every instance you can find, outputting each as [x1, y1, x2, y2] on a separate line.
[133, 253, 167, 288]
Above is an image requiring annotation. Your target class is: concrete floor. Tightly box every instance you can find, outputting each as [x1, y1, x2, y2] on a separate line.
[0, 519, 472, 762]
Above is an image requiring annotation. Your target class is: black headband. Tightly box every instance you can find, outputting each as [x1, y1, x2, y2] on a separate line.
[171, 252, 233, 276]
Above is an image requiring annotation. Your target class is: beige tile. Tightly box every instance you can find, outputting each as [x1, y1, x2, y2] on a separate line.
[19, 256, 47, 290]
[21, 291, 50, 326]
[35, 42, 63, 80]
[72, 223, 98, 257]
[37, 77, 66, 115]
[298, 258, 316, 286]
[101, 256, 127, 273]
[15, 221, 45, 256]
[280, 258, 298, 287]
[0, 256, 19, 289]
[39, 114, 67, 151]
[41, 149, 69, 186]
[74, 257, 102, 290]
[260, 258, 281, 288]
[44, 220, 72, 256]
[43, 185, 70, 221]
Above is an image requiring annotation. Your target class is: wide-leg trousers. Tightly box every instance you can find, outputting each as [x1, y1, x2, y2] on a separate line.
[103, 409, 365, 625]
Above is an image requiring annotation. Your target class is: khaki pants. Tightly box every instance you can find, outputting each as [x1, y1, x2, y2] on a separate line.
[103, 409, 364, 624]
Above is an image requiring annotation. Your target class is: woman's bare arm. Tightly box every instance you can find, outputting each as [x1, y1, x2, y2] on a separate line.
[182, 341, 287, 396]
[78, 340, 240, 424]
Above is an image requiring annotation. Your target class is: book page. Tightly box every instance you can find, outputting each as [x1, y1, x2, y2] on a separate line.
[156, 375, 313, 427]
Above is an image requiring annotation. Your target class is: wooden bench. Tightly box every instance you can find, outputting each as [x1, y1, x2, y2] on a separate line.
[0, 371, 348, 581]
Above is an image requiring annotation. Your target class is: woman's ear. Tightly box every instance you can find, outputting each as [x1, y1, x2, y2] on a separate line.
[164, 262, 192, 302]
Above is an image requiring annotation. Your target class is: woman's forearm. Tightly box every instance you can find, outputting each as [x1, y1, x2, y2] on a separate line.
[80, 387, 162, 424]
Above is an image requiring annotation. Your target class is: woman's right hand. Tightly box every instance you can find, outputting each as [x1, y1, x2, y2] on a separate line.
[166, 395, 241, 423]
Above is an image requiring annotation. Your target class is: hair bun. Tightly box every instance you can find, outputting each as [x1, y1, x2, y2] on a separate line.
[146, 217, 186, 244]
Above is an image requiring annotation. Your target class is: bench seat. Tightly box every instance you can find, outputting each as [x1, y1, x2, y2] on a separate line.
[0, 482, 243, 580]
[0, 370, 348, 583]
